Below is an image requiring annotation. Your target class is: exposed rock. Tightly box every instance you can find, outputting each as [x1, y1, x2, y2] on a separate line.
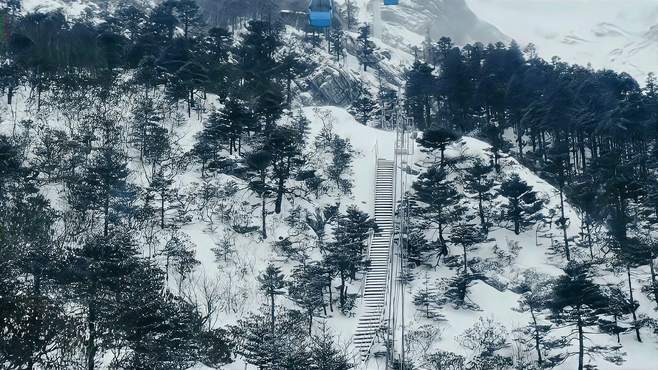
[302, 64, 362, 105]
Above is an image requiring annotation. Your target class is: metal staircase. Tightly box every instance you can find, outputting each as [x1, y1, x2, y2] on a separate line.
[353, 159, 395, 361]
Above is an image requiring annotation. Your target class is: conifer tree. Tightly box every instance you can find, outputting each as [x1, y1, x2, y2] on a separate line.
[546, 141, 572, 260]
[512, 270, 562, 368]
[450, 221, 486, 275]
[463, 158, 495, 232]
[356, 24, 375, 71]
[412, 166, 463, 262]
[404, 61, 435, 130]
[598, 286, 633, 344]
[417, 127, 460, 167]
[288, 262, 326, 333]
[413, 272, 445, 319]
[264, 125, 306, 214]
[548, 263, 624, 370]
[349, 85, 378, 125]
[499, 174, 544, 235]
[309, 322, 355, 370]
[246, 150, 272, 239]
[258, 264, 286, 333]
[326, 136, 354, 194]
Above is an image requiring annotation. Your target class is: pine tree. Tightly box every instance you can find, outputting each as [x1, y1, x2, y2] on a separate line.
[598, 285, 633, 344]
[258, 264, 286, 333]
[246, 150, 272, 239]
[349, 85, 378, 125]
[233, 308, 310, 370]
[413, 272, 445, 319]
[278, 51, 311, 107]
[324, 241, 360, 314]
[326, 136, 354, 194]
[404, 61, 435, 130]
[405, 226, 432, 266]
[356, 24, 375, 71]
[546, 140, 572, 260]
[288, 262, 327, 333]
[417, 127, 460, 167]
[328, 28, 345, 62]
[450, 221, 486, 275]
[480, 124, 510, 172]
[499, 174, 544, 235]
[161, 228, 199, 291]
[264, 125, 306, 214]
[512, 270, 563, 368]
[68, 127, 132, 237]
[548, 263, 624, 370]
[463, 158, 495, 232]
[173, 0, 203, 39]
[443, 273, 482, 310]
[322, 207, 376, 314]
[342, 0, 358, 30]
[608, 236, 647, 342]
[63, 231, 143, 370]
[412, 166, 464, 263]
[309, 322, 355, 370]
[568, 174, 601, 260]
[335, 205, 378, 259]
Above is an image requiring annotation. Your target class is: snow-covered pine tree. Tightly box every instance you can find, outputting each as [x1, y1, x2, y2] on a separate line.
[498, 173, 544, 235]
[548, 263, 625, 370]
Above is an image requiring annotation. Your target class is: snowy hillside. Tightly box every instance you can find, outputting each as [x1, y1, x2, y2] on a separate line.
[345, 0, 509, 50]
[292, 108, 658, 370]
[3, 1, 658, 369]
[467, 0, 658, 82]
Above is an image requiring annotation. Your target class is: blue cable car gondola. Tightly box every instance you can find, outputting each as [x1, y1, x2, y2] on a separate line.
[309, 0, 333, 28]
[383, 0, 399, 5]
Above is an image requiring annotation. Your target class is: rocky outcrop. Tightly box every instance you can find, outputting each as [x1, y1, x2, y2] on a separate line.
[301, 64, 362, 106]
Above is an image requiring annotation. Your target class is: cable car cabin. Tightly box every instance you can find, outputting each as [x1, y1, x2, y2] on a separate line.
[383, 0, 399, 5]
[309, 0, 333, 28]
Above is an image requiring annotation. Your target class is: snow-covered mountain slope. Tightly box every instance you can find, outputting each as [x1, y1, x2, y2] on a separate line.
[344, 0, 509, 51]
[467, 0, 658, 82]
[300, 108, 658, 370]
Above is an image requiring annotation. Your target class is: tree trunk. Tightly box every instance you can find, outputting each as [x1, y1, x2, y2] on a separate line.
[270, 293, 275, 334]
[103, 195, 109, 237]
[559, 185, 571, 261]
[275, 176, 285, 214]
[530, 307, 543, 366]
[327, 272, 334, 312]
[478, 193, 486, 232]
[261, 193, 267, 239]
[627, 265, 642, 342]
[577, 315, 584, 370]
[339, 272, 346, 310]
[650, 257, 658, 309]
[584, 218, 594, 260]
[462, 245, 468, 276]
[160, 188, 166, 229]
[86, 304, 97, 370]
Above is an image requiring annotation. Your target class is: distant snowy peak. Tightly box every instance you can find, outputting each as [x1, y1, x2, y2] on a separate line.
[367, 0, 509, 50]
[466, 0, 658, 83]
[644, 24, 658, 42]
[592, 22, 629, 38]
[562, 34, 589, 45]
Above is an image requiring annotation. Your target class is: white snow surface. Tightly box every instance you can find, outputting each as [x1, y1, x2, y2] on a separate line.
[5, 0, 658, 368]
[467, 0, 658, 82]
